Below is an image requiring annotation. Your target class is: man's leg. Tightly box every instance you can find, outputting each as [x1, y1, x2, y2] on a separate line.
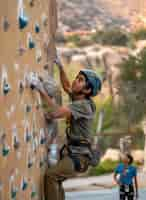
[58, 181, 65, 200]
[127, 195, 134, 200]
[44, 156, 75, 200]
[127, 185, 134, 200]
[120, 194, 126, 200]
[119, 186, 126, 200]
[127, 191, 134, 200]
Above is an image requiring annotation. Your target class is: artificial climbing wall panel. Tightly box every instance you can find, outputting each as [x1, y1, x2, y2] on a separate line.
[0, 0, 57, 199]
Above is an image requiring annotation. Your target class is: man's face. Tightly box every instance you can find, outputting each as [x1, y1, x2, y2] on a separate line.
[71, 73, 87, 94]
[121, 154, 129, 165]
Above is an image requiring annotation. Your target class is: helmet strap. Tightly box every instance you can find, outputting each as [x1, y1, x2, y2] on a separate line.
[73, 86, 91, 99]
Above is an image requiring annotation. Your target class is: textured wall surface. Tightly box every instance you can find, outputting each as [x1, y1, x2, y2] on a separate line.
[0, 0, 57, 199]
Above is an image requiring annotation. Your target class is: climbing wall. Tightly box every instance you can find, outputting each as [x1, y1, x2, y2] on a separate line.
[0, 0, 57, 199]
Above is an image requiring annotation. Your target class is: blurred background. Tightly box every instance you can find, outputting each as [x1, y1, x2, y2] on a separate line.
[55, 0, 146, 176]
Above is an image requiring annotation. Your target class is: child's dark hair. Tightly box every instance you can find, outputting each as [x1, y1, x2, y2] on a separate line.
[126, 154, 133, 164]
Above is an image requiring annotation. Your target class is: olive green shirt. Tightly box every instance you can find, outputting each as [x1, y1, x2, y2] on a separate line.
[67, 99, 96, 142]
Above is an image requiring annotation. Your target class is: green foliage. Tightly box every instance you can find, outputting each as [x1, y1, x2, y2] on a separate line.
[92, 28, 129, 46]
[93, 97, 115, 134]
[65, 28, 146, 48]
[66, 34, 94, 47]
[93, 98, 112, 134]
[133, 28, 146, 40]
[89, 159, 118, 176]
[89, 159, 141, 176]
[66, 35, 81, 46]
[118, 47, 146, 125]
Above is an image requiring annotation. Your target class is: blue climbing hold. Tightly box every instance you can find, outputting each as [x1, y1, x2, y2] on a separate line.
[21, 179, 28, 191]
[29, 40, 35, 49]
[2, 145, 10, 157]
[19, 13, 29, 30]
[28, 35, 35, 49]
[11, 187, 18, 199]
[35, 23, 40, 33]
[3, 80, 11, 95]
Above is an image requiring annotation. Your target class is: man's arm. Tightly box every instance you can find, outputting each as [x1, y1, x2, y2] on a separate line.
[113, 172, 120, 185]
[45, 106, 71, 119]
[39, 89, 57, 109]
[39, 89, 71, 119]
[134, 175, 139, 199]
[54, 57, 71, 94]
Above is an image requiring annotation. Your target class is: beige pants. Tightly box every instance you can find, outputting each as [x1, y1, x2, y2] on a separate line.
[44, 156, 76, 200]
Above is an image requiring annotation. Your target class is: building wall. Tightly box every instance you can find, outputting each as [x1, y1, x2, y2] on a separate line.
[0, 0, 57, 199]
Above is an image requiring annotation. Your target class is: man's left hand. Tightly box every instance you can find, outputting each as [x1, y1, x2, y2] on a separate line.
[27, 72, 45, 93]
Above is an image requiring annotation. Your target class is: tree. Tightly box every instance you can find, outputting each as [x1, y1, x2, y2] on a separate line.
[118, 47, 146, 170]
[103, 54, 115, 102]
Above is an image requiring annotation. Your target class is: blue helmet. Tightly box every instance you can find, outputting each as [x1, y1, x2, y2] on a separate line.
[80, 69, 102, 97]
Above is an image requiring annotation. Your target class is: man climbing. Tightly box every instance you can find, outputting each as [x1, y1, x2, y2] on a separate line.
[29, 56, 102, 200]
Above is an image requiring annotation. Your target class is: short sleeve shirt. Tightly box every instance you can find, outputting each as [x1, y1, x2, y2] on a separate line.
[115, 163, 137, 185]
[67, 99, 96, 142]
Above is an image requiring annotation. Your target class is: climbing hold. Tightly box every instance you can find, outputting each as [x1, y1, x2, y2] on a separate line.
[2, 66, 11, 96]
[21, 177, 28, 191]
[0, 180, 3, 191]
[27, 154, 33, 168]
[32, 137, 38, 153]
[25, 131, 32, 142]
[29, 0, 35, 7]
[18, 80, 24, 94]
[28, 161, 33, 168]
[43, 63, 48, 70]
[41, 13, 48, 26]
[13, 135, 20, 150]
[27, 33, 35, 49]
[35, 48, 42, 63]
[35, 23, 40, 33]
[31, 184, 37, 198]
[11, 185, 18, 199]
[39, 154, 46, 168]
[3, 80, 11, 95]
[12, 126, 20, 150]
[0, 131, 6, 145]
[39, 159, 44, 168]
[24, 122, 32, 142]
[2, 144, 10, 157]
[39, 128, 46, 145]
[17, 41, 26, 56]
[3, 16, 10, 32]
[26, 71, 41, 90]
[25, 104, 32, 113]
[19, 14, 29, 30]
[18, 0, 29, 30]
[9, 175, 18, 200]
[25, 130, 32, 142]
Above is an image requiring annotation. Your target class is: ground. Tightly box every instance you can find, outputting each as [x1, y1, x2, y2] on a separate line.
[66, 188, 146, 200]
[64, 170, 146, 199]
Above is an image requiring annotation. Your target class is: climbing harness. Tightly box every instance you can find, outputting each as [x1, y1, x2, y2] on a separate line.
[60, 133, 100, 173]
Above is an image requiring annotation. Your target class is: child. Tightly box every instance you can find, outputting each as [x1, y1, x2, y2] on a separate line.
[113, 153, 138, 200]
[30, 56, 102, 200]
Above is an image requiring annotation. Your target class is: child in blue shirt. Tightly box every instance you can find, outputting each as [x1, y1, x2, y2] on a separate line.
[113, 154, 138, 200]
